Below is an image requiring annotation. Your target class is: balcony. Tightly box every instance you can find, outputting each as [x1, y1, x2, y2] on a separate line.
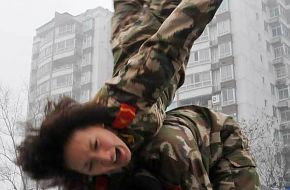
[273, 55, 290, 66]
[270, 35, 290, 46]
[280, 122, 290, 133]
[276, 76, 290, 86]
[278, 99, 290, 108]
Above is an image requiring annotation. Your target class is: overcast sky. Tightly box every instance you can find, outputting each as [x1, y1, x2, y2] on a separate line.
[0, 0, 113, 91]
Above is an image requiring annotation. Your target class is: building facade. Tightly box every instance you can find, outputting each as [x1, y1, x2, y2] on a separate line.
[27, 7, 113, 125]
[262, 0, 290, 186]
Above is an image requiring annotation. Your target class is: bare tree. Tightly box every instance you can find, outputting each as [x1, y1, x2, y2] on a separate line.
[0, 85, 28, 190]
[239, 110, 288, 189]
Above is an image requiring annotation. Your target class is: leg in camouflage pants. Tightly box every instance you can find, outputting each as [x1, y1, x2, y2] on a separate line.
[93, 0, 222, 146]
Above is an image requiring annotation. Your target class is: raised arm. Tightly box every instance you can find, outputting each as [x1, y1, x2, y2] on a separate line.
[91, 0, 223, 149]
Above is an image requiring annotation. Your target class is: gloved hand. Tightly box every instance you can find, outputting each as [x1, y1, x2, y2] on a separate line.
[129, 170, 164, 190]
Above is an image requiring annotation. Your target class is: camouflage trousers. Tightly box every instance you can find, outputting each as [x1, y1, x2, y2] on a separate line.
[93, 0, 223, 148]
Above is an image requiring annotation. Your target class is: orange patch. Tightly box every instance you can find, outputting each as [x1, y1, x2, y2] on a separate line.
[112, 103, 136, 129]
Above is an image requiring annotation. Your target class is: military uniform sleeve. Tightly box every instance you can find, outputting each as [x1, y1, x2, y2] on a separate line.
[91, 0, 223, 149]
[209, 117, 261, 190]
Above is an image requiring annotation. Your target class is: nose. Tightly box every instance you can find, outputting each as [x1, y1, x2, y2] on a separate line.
[92, 149, 115, 164]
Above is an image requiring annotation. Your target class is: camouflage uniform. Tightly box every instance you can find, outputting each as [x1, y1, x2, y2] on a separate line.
[92, 0, 223, 150]
[89, 0, 260, 189]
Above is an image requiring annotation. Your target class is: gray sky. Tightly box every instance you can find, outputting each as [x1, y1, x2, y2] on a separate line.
[0, 0, 113, 91]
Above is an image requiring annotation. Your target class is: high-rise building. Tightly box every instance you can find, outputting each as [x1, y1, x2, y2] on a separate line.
[27, 7, 113, 190]
[27, 7, 113, 126]
[262, 0, 290, 186]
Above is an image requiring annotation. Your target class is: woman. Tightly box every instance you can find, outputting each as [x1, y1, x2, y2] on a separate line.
[17, 0, 260, 189]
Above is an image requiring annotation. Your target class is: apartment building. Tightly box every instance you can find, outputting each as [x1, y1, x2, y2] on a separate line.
[263, 0, 290, 187]
[27, 7, 113, 125]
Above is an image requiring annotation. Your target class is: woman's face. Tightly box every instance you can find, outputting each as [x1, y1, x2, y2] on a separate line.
[64, 125, 131, 176]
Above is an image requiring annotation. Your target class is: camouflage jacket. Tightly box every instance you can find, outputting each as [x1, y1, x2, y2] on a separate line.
[91, 105, 260, 190]
[91, 0, 224, 154]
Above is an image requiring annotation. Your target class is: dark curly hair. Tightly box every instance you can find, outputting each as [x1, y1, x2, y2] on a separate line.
[16, 97, 119, 190]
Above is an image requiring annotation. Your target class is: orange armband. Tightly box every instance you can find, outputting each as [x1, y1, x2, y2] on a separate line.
[112, 103, 136, 129]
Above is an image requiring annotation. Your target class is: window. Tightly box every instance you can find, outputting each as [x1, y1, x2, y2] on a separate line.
[281, 109, 290, 123]
[278, 87, 289, 100]
[83, 35, 92, 48]
[219, 42, 232, 58]
[274, 46, 284, 58]
[275, 64, 286, 79]
[209, 25, 217, 41]
[222, 88, 235, 106]
[53, 63, 72, 71]
[179, 71, 212, 91]
[66, 39, 74, 50]
[81, 71, 91, 85]
[269, 6, 280, 18]
[58, 24, 75, 36]
[270, 83, 275, 96]
[51, 74, 72, 89]
[80, 89, 90, 102]
[218, 20, 230, 36]
[82, 53, 92, 66]
[199, 49, 210, 63]
[56, 41, 65, 52]
[39, 45, 53, 59]
[37, 81, 50, 95]
[55, 39, 75, 53]
[221, 64, 234, 82]
[188, 48, 210, 65]
[83, 19, 93, 31]
[272, 25, 282, 37]
[217, 0, 228, 14]
[37, 62, 51, 78]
